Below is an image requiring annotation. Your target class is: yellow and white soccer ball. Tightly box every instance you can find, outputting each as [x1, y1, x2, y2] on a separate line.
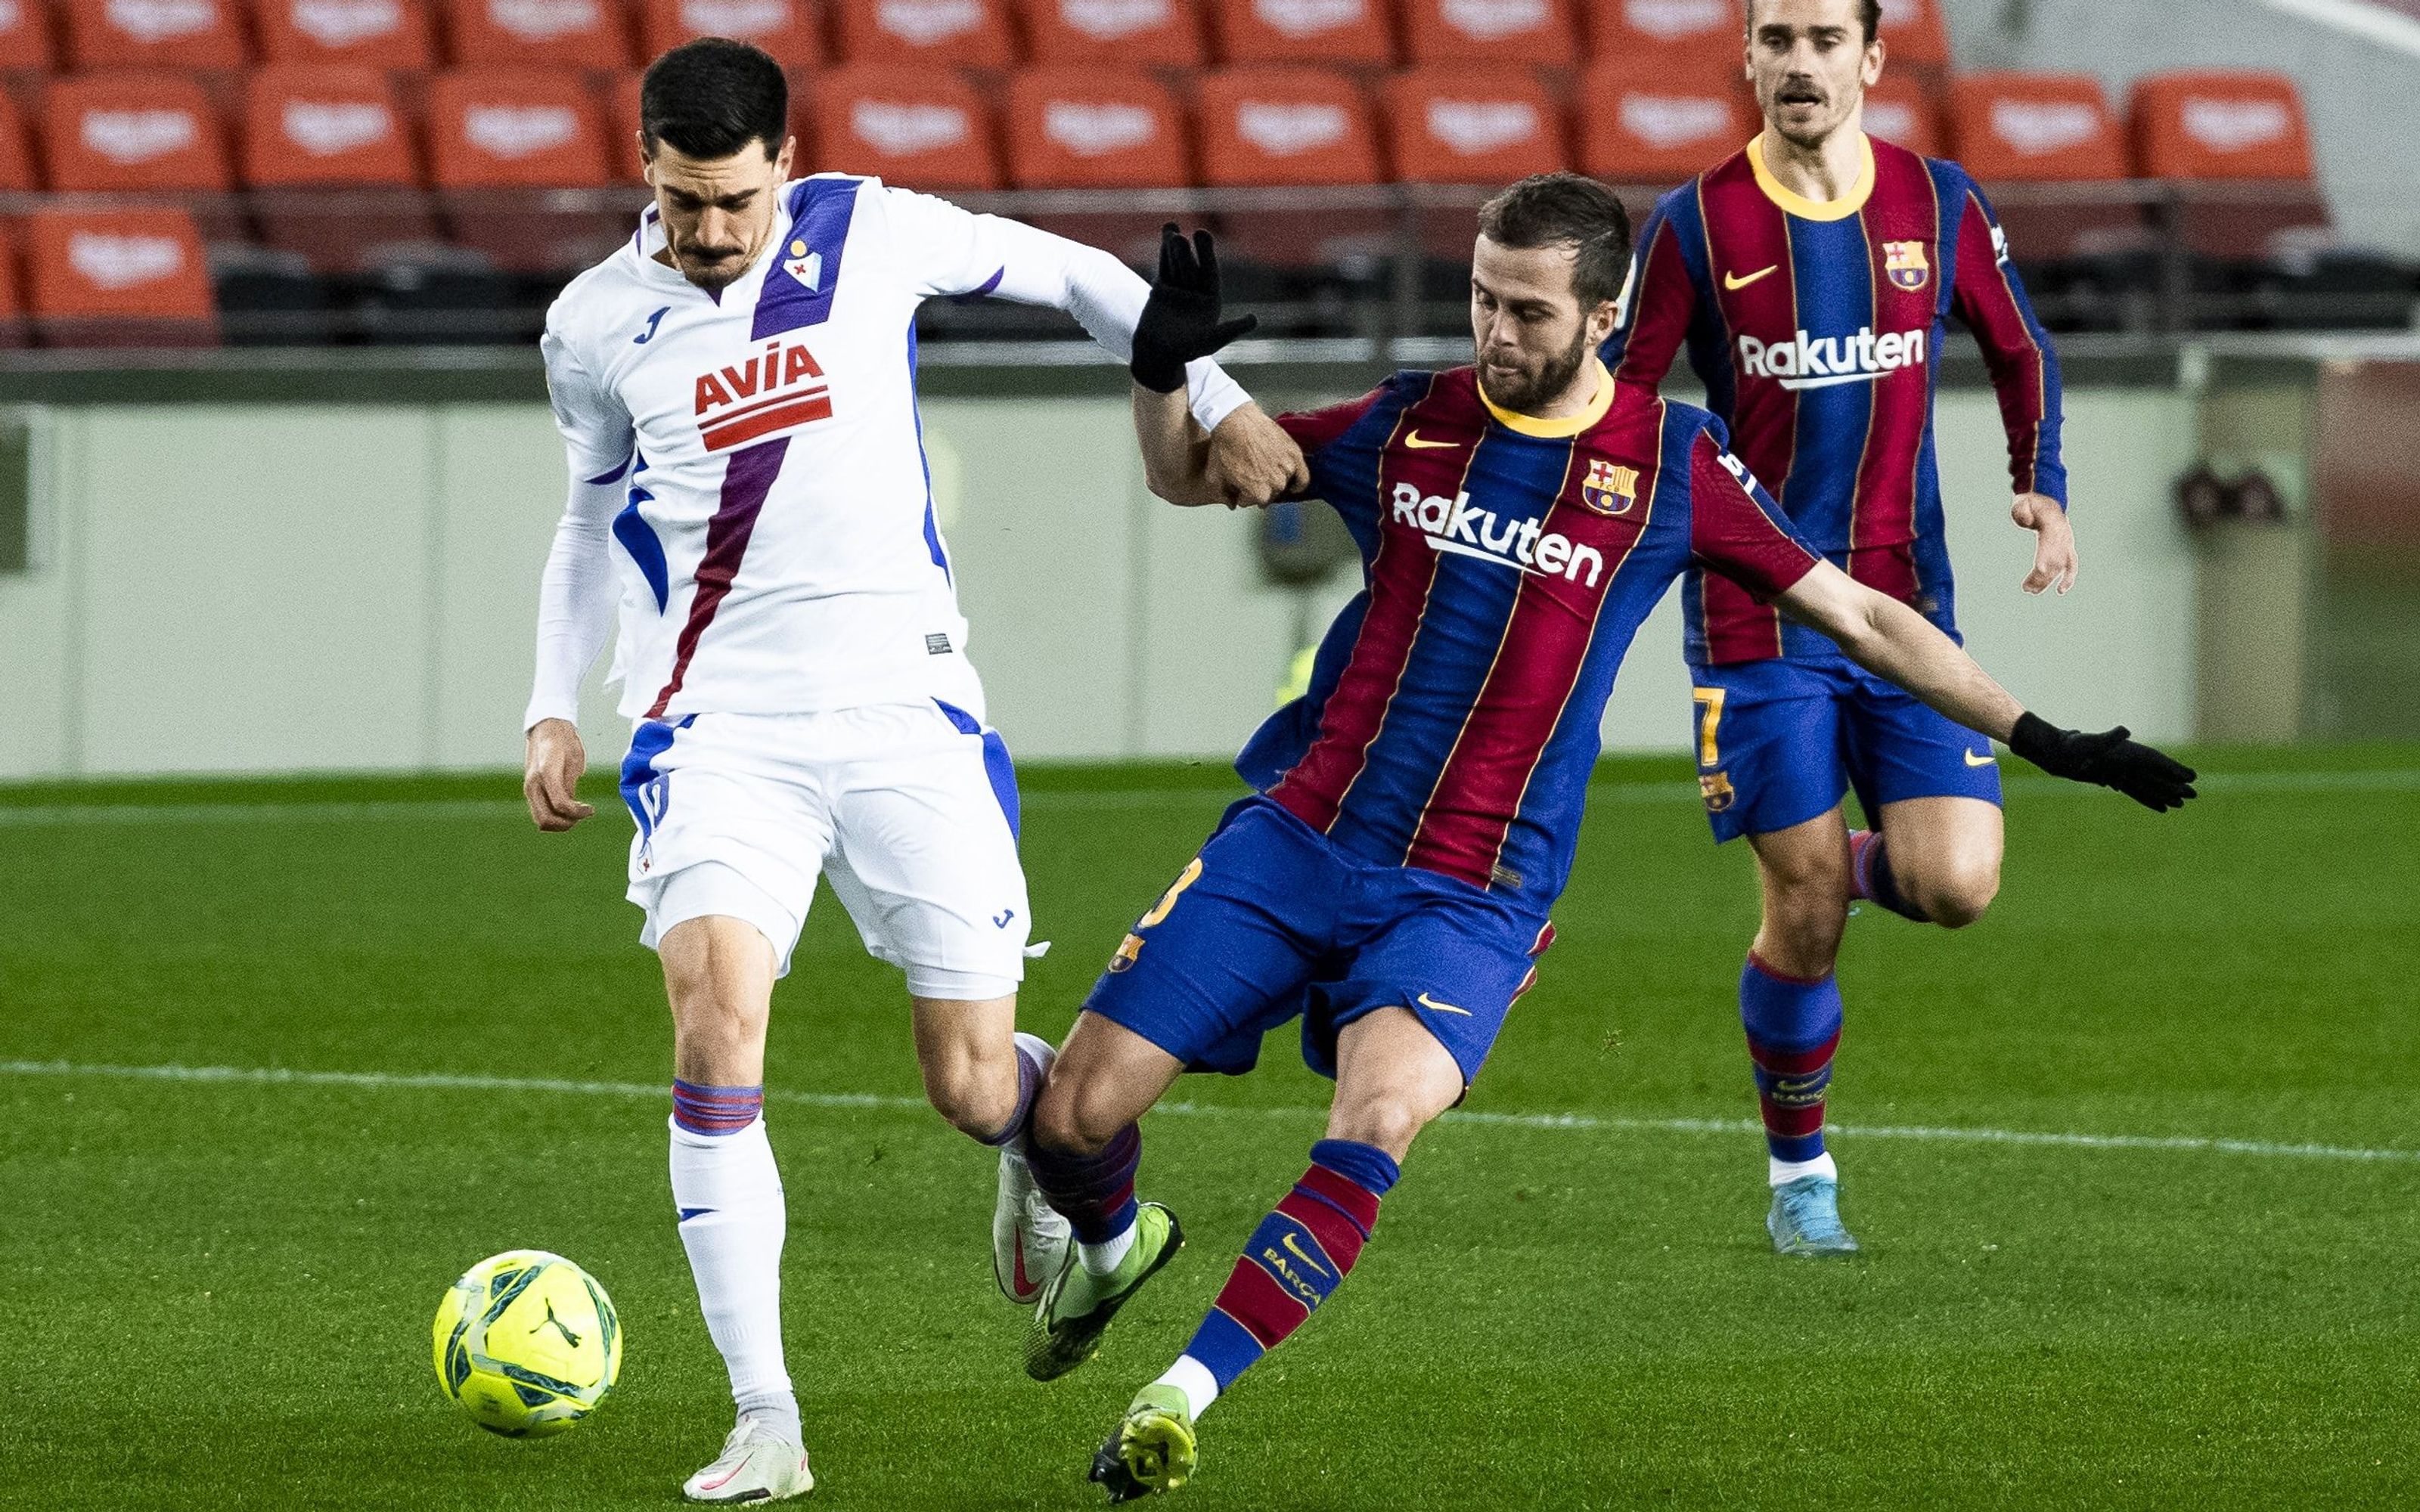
[432, 1249, 622, 1437]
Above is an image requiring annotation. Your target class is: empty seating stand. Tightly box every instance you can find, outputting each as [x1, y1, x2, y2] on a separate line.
[442, 0, 631, 68]
[832, 0, 1014, 67]
[818, 64, 998, 187]
[640, 0, 820, 67]
[427, 67, 619, 269]
[2131, 69, 2326, 260]
[255, 0, 435, 67]
[1017, 0, 1204, 67]
[64, 0, 247, 70]
[1209, 0, 1392, 67]
[1198, 65, 1386, 268]
[1402, 0, 1576, 67]
[24, 203, 218, 344]
[244, 65, 436, 270]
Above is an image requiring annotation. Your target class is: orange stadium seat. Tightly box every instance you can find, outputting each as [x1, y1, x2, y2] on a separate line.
[605, 67, 643, 180]
[0, 0, 54, 70]
[1403, 0, 1575, 67]
[243, 64, 437, 269]
[442, 0, 631, 69]
[2132, 70, 2325, 260]
[639, 0, 821, 69]
[0, 91, 34, 190]
[44, 71, 234, 191]
[22, 205, 217, 345]
[1860, 75, 1938, 157]
[1209, 0, 1393, 67]
[1874, 0, 1947, 71]
[1004, 67, 1187, 187]
[427, 67, 618, 268]
[1947, 71, 2125, 182]
[1018, 0, 1204, 66]
[1197, 66, 1379, 185]
[64, 0, 248, 69]
[1576, 60, 1753, 184]
[1384, 67, 1563, 183]
[830, 0, 1014, 68]
[814, 66, 997, 186]
[1584, 0, 1736, 70]
[255, 0, 436, 67]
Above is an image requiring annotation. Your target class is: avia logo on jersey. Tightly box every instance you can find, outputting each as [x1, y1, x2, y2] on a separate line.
[1737, 326, 1927, 391]
[694, 339, 832, 452]
[1390, 482, 1607, 586]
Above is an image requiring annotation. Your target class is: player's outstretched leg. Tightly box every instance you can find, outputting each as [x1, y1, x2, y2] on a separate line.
[660, 916, 814, 1503]
[1025, 1012, 1188, 1381]
[1743, 815, 1858, 1257]
[1090, 1007, 1454, 1501]
[985, 1031, 1072, 1304]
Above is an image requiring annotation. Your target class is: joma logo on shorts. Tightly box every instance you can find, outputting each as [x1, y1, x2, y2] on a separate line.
[693, 339, 832, 451]
[1737, 326, 1927, 392]
[1388, 482, 1606, 586]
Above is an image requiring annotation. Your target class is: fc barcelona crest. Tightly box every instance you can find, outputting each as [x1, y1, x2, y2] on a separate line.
[1578, 458, 1639, 516]
[1883, 240, 1931, 293]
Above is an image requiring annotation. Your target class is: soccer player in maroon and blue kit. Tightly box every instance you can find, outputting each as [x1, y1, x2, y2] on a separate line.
[1010, 187, 2190, 1501]
[1600, 0, 2087, 1254]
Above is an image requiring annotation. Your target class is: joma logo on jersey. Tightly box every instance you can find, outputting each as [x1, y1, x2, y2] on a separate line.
[1389, 482, 1606, 586]
[694, 339, 832, 452]
[1578, 459, 1638, 516]
[1883, 240, 1931, 292]
[1736, 326, 1927, 392]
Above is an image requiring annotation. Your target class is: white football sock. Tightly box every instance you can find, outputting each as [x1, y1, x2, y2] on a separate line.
[1769, 1151, 1840, 1187]
[1078, 1225, 1136, 1278]
[670, 1115, 801, 1445]
[1155, 1355, 1221, 1421]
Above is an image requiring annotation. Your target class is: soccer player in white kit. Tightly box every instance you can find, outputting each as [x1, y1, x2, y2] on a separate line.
[519, 39, 1300, 1501]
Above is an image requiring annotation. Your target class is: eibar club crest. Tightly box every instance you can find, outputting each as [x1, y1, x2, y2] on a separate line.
[1882, 239, 1931, 293]
[1578, 457, 1640, 516]
[781, 237, 823, 291]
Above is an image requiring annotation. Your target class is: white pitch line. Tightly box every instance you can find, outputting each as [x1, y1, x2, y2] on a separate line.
[2, 767, 2415, 828]
[2, 1058, 2412, 1166]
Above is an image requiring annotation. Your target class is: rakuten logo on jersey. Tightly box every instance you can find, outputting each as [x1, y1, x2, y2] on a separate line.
[1390, 482, 1606, 586]
[1737, 326, 1927, 391]
[695, 339, 831, 452]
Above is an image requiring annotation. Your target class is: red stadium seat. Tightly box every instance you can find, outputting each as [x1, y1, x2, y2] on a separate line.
[0, 91, 34, 191]
[1860, 76, 1938, 157]
[255, 0, 436, 67]
[639, 0, 821, 70]
[1208, 0, 1392, 67]
[2131, 70, 2325, 260]
[243, 64, 436, 270]
[22, 205, 217, 345]
[1004, 67, 1187, 187]
[0, 0, 54, 70]
[1383, 67, 1562, 184]
[814, 65, 999, 188]
[1584, 0, 1736, 69]
[605, 67, 644, 181]
[427, 67, 619, 269]
[1576, 60, 1752, 184]
[1946, 71, 2124, 182]
[1197, 66, 1379, 185]
[1018, 0, 1204, 66]
[830, 0, 1014, 68]
[64, 0, 247, 69]
[1403, 0, 1575, 67]
[1874, 0, 1947, 71]
[43, 71, 234, 192]
[442, 0, 630, 69]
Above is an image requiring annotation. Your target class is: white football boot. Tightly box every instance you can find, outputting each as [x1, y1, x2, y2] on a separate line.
[993, 1031, 1073, 1305]
[682, 1414, 814, 1503]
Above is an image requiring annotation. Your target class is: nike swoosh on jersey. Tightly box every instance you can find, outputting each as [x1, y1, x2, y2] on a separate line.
[1965, 749, 1997, 767]
[1723, 265, 1780, 291]
[1416, 991, 1472, 1016]
[1404, 430, 1460, 450]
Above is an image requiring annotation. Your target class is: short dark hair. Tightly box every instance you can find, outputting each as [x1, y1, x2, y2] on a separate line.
[1476, 173, 1634, 309]
[640, 38, 788, 161]
[1742, 0, 1884, 43]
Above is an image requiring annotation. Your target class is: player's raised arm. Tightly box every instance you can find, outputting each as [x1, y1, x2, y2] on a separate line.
[521, 327, 628, 832]
[1948, 175, 2079, 596]
[1126, 225, 1306, 508]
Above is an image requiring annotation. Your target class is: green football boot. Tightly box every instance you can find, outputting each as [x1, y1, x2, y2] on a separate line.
[1088, 1383, 1197, 1502]
[1024, 1202, 1184, 1382]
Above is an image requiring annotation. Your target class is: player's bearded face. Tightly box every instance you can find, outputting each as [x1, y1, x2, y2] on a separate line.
[1745, 0, 1880, 148]
[644, 137, 796, 293]
[1469, 237, 1606, 417]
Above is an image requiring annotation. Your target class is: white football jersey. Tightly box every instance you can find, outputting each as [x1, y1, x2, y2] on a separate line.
[529, 174, 1249, 727]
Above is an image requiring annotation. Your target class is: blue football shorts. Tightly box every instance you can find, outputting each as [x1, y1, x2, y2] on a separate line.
[1081, 796, 1554, 1087]
[1688, 655, 2005, 844]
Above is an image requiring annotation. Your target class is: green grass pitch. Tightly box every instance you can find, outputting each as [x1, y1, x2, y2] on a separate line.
[3, 747, 2417, 1510]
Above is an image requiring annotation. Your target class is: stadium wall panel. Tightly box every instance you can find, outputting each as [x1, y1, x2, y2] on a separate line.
[0, 388, 2198, 780]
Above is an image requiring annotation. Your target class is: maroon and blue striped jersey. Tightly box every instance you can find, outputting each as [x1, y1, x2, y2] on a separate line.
[1236, 363, 1820, 912]
[1602, 133, 2066, 667]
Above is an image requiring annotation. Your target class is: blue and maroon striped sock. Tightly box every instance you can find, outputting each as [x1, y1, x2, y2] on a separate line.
[1739, 953, 1844, 1169]
[1027, 1122, 1141, 1245]
[672, 1079, 765, 1137]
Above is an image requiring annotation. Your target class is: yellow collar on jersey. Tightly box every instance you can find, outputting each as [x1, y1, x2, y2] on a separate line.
[1747, 131, 1876, 222]
[1481, 360, 1616, 438]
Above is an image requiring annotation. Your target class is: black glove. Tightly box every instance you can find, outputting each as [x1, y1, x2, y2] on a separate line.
[1130, 224, 1257, 394]
[2009, 712, 2199, 812]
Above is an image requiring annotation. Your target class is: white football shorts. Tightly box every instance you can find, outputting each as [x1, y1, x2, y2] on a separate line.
[617, 699, 1034, 999]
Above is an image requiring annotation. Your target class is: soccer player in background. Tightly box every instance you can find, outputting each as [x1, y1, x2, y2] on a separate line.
[1601, 0, 2082, 1254]
[518, 39, 1298, 1501]
[1021, 185, 2192, 1501]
